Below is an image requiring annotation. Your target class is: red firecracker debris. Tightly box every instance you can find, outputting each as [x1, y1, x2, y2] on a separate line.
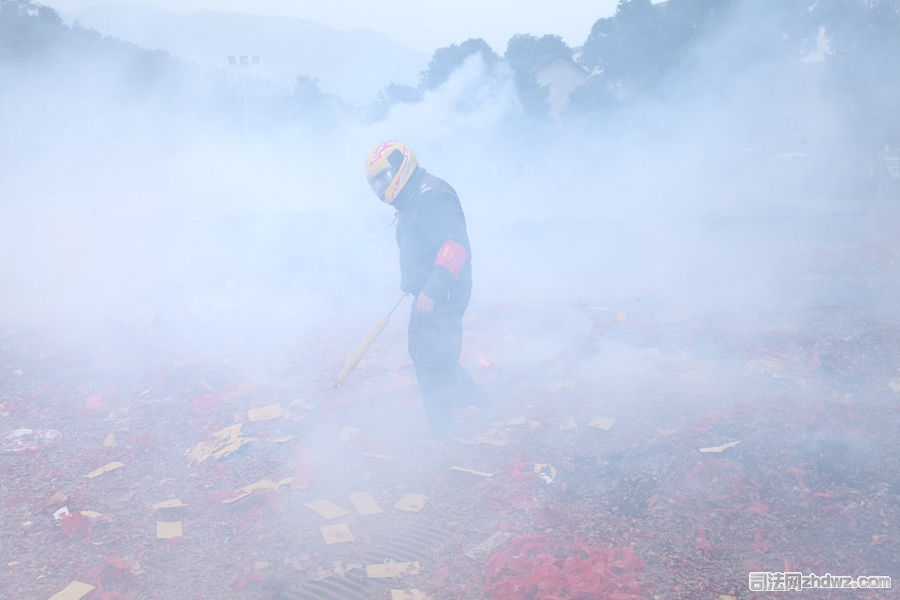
[484, 534, 644, 600]
[85, 394, 107, 414]
[291, 447, 317, 489]
[60, 512, 93, 539]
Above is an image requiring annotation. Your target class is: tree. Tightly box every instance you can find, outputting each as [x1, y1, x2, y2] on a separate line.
[608, 0, 664, 86]
[580, 16, 611, 71]
[576, 0, 670, 112]
[290, 75, 322, 110]
[567, 74, 623, 115]
[419, 38, 499, 91]
[0, 0, 63, 58]
[368, 82, 422, 121]
[821, 0, 900, 146]
[505, 33, 571, 74]
[504, 34, 573, 118]
[580, 0, 667, 88]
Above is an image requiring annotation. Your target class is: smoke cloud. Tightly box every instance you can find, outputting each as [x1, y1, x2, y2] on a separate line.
[2, 3, 897, 381]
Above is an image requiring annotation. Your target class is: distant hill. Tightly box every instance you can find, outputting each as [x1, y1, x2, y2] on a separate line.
[70, 2, 429, 105]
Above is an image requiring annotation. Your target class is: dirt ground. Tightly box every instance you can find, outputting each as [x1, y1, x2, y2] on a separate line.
[1, 215, 898, 600]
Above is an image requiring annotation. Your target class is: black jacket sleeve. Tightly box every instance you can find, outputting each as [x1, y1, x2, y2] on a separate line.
[419, 186, 470, 301]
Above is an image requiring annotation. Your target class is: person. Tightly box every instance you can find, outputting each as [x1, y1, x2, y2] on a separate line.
[364, 140, 484, 439]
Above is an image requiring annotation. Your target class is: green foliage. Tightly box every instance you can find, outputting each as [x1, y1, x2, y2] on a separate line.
[368, 82, 423, 120]
[505, 33, 571, 74]
[419, 38, 499, 91]
[6, 0, 900, 147]
[821, 0, 900, 143]
[574, 0, 895, 114]
[567, 74, 622, 115]
[290, 75, 322, 109]
[503, 34, 573, 118]
[369, 37, 501, 121]
[0, 0, 63, 58]
[581, 0, 671, 90]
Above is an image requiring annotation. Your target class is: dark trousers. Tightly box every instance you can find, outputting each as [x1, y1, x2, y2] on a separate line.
[408, 302, 479, 435]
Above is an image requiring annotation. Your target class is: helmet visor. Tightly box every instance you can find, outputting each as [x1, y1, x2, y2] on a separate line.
[367, 167, 395, 201]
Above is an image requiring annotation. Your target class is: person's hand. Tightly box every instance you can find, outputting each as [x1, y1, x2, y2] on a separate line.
[416, 292, 435, 314]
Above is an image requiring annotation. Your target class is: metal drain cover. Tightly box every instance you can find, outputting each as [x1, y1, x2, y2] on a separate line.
[365, 523, 450, 562]
[276, 524, 449, 599]
[275, 572, 372, 600]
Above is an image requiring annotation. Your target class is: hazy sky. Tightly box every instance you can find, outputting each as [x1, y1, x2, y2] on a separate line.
[41, 0, 623, 52]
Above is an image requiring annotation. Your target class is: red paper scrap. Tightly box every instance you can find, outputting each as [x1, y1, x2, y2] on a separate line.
[292, 447, 317, 489]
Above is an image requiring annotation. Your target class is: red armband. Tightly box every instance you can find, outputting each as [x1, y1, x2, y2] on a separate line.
[435, 239, 469, 278]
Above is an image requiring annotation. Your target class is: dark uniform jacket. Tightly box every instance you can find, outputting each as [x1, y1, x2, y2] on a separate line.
[392, 168, 472, 312]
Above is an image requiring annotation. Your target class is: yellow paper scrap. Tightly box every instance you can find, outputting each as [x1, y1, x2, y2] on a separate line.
[363, 451, 395, 460]
[321, 523, 355, 544]
[223, 478, 293, 504]
[393, 494, 428, 512]
[678, 370, 706, 383]
[305, 499, 350, 519]
[450, 466, 493, 478]
[222, 488, 261, 504]
[616, 312, 627, 322]
[366, 561, 421, 578]
[47, 581, 95, 600]
[391, 590, 433, 600]
[546, 381, 575, 393]
[558, 416, 577, 430]
[589, 417, 615, 431]
[216, 422, 243, 438]
[85, 461, 124, 479]
[458, 428, 508, 446]
[339, 426, 360, 442]
[492, 416, 526, 427]
[188, 423, 253, 461]
[348, 492, 382, 516]
[465, 531, 512, 560]
[699, 441, 741, 453]
[744, 357, 789, 378]
[102, 433, 116, 448]
[79, 510, 103, 520]
[211, 439, 250, 459]
[247, 404, 285, 422]
[153, 499, 189, 510]
[156, 521, 183, 539]
[333, 562, 364, 577]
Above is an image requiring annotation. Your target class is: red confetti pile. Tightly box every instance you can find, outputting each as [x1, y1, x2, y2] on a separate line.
[484, 534, 644, 600]
[60, 512, 93, 539]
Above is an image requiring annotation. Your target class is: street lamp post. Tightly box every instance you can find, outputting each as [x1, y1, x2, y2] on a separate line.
[227, 55, 261, 138]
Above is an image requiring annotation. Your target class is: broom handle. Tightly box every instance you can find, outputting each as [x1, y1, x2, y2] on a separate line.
[334, 293, 409, 383]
